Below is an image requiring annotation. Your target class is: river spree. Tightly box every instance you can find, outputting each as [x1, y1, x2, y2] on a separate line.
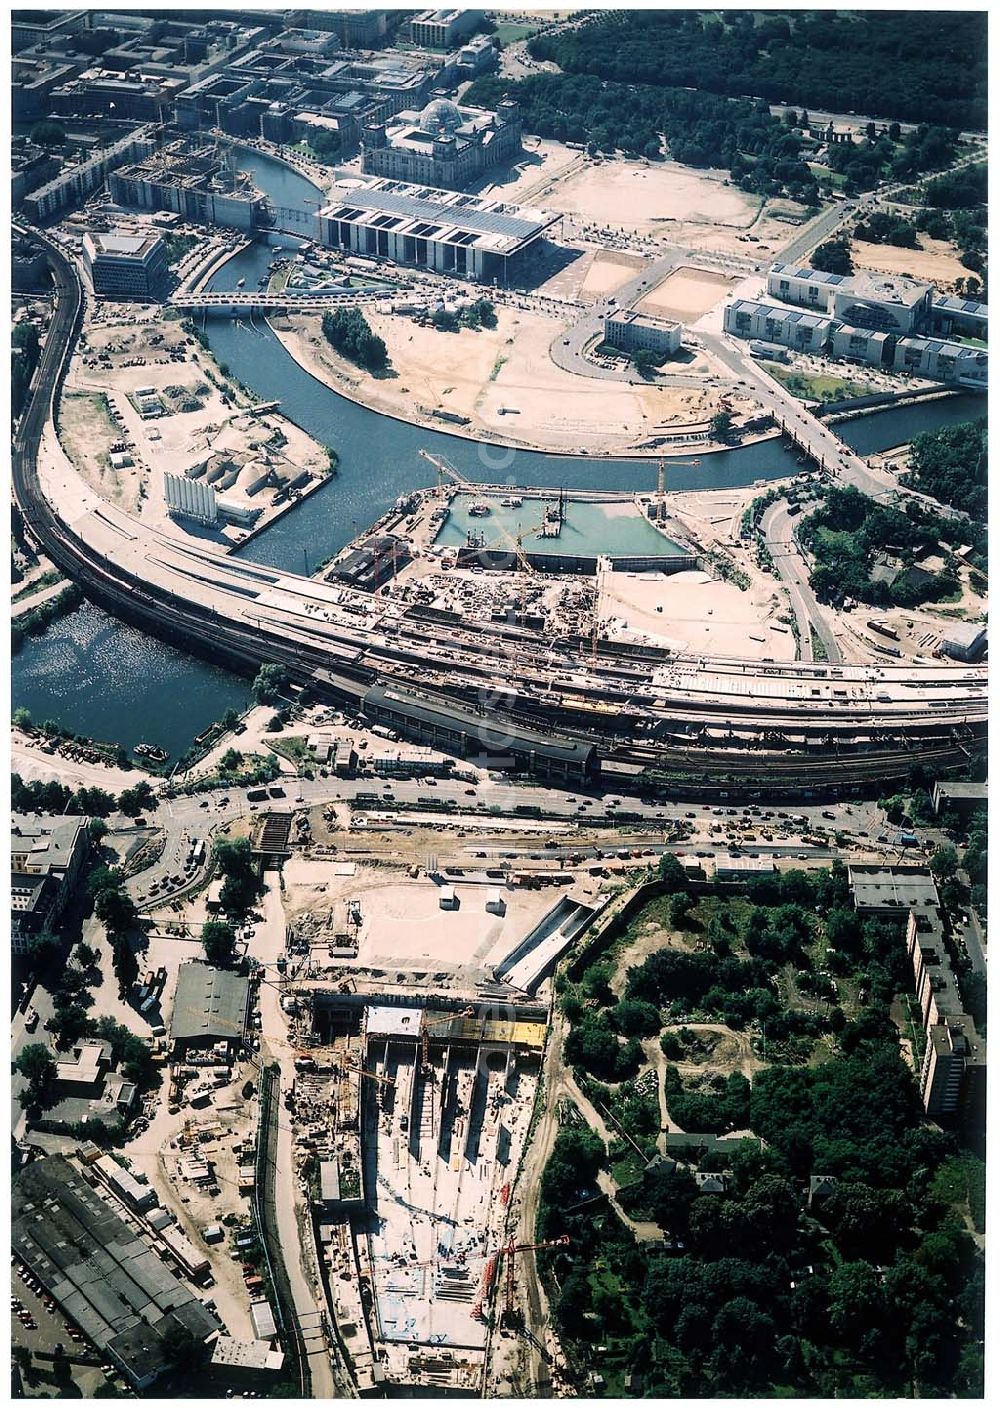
[13, 148, 985, 753]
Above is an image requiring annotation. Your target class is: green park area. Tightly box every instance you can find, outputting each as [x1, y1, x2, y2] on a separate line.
[534, 856, 985, 1398]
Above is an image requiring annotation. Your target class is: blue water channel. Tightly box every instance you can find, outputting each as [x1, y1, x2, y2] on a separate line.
[12, 148, 986, 756]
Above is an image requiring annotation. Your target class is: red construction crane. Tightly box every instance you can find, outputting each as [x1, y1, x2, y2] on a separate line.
[502, 1234, 570, 1323]
[471, 1234, 570, 1323]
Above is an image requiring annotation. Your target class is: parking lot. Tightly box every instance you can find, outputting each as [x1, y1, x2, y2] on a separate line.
[11, 1258, 120, 1396]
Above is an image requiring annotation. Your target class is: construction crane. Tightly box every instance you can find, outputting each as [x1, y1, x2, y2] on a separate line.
[419, 448, 473, 492]
[472, 1234, 570, 1323]
[654, 455, 701, 525]
[420, 1007, 475, 1067]
[331, 1055, 396, 1089]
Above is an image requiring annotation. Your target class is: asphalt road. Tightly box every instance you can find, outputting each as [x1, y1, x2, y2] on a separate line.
[759, 498, 842, 663]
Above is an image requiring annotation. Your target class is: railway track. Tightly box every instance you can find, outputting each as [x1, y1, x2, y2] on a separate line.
[12, 225, 986, 797]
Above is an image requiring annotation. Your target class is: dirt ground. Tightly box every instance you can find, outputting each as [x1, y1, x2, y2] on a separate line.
[66, 312, 328, 543]
[471, 137, 582, 206]
[637, 265, 741, 321]
[577, 249, 649, 302]
[851, 236, 970, 289]
[601, 567, 795, 659]
[546, 158, 759, 234]
[274, 308, 726, 454]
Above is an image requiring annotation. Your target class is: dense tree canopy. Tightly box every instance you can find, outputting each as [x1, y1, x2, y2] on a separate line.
[527, 10, 987, 128]
[904, 419, 987, 522]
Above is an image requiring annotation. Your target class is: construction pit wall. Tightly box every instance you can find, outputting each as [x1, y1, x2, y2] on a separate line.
[300, 1004, 544, 1393]
[318, 482, 701, 599]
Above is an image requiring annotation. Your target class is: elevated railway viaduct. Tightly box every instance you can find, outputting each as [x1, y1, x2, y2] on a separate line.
[13, 227, 986, 799]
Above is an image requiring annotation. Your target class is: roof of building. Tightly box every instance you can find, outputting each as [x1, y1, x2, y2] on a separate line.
[11, 813, 86, 871]
[933, 293, 988, 316]
[210, 1337, 285, 1373]
[170, 962, 251, 1045]
[848, 865, 940, 911]
[319, 174, 558, 255]
[846, 270, 933, 306]
[11, 1155, 217, 1386]
[607, 309, 681, 332]
[85, 230, 165, 262]
[933, 780, 987, 801]
[770, 262, 849, 286]
[365, 1004, 424, 1037]
[941, 620, 988, 648]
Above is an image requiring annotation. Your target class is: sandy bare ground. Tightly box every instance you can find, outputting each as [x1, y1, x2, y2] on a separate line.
[577, 249, 649, 301]
[638, 265, 740, 321]
[601, 567, 795, 659]
[851, 236, 970, 288]
[67, 313, 328, 543]
[546, 158, 759, 234]
[471, 137, 582, 205]
[274, 308, 726, 454]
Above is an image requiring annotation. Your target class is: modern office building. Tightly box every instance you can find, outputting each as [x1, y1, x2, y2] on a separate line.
[832, 271, 934, 335]
[604, 309, 683, 358]
[892, 335, 988, 388]
[317, 174, 559, 281]
[362, 97, 520, 189]
[767, 262, 850, 311]
[828, 323, 892, 366]
[11, 814, 89, 955]
[48, 73, 181, 122]
[82, 230, 169, 300]
[928, 294, 988, 341]
[768, 262, 935, 334]
[724, 299, 832, 352]
[11, 1155, 219, 1389]
[408, 9, 482, 49]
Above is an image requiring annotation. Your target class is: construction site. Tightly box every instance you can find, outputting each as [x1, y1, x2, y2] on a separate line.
[284, 994, 550, 1394]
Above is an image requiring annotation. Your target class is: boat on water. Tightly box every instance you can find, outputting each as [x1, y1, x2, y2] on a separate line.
[468, 502, 491, 516]
[135, 742, 169, 763]
[236, 277, 246, 288]
[500, 496, 523, 507]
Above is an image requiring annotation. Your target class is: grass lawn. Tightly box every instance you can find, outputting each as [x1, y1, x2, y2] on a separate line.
[494, 21, 538, 43]
[762, 363, 877, 402]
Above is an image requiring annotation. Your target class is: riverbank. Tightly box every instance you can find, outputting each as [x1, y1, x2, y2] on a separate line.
[266, 309, 773, 461]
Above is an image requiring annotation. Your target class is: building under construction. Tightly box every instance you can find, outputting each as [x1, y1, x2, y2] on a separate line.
[108, 136, 269, 231]
[291, 995, 546, 1394]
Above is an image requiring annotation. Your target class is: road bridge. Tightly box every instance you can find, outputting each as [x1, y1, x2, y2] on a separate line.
[170, 287, 388, 316]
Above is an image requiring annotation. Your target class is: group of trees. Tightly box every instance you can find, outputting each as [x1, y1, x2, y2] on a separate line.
[12, 582, 84, 653]
[854, 210, 918, 249]
[904, 418, 987, 522]
[11, 772, 156, 819]
[89, 864, 143, 996]
[212, 836, 262, 921]
[800, 486, 964, 609]
[251, 663, 290, 706]
[321, 307, 389, 373]
[526, 10, 987, 129]
[467, 72, 819, 204]
[12, 321, 46, 423]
